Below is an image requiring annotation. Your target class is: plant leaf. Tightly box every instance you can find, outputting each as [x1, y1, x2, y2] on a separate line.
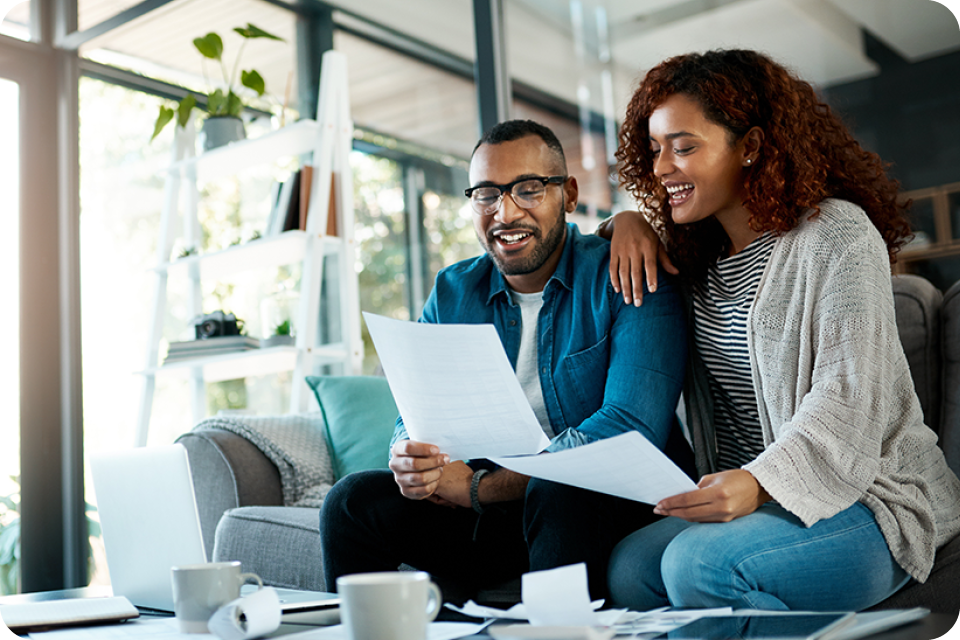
[240, 70, 265, 96]
[151, 106, 175, 141]
[193, 32, 224, 60]
[225, 91, 243, 118]
[0, 493, 16, 510]
[207, 89, 226, 116]
[177, 94, 197, 127]
[233, 23, 284, 41]
[0, 519, 20, 564]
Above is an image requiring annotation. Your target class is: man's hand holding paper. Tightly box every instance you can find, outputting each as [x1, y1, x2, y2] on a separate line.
[388, 440, 451, 501]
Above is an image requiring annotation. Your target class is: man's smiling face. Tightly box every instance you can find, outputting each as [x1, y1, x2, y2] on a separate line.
[468, 135, 577, 293]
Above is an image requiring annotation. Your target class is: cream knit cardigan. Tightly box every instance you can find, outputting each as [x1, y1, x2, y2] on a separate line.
[683, 198, 960, 582]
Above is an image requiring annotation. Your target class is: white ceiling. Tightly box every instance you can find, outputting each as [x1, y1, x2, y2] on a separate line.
[77, 0, 960, 161]
[325, 0, 960, 116]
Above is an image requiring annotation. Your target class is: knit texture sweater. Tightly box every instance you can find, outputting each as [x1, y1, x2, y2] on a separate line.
[683, 198, 960, 582]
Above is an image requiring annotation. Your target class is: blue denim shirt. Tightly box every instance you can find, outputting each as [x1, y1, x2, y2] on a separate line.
[390, 223, 686, 456]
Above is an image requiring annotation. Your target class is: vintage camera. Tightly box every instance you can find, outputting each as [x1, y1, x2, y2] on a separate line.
[193, 310, 242, 340]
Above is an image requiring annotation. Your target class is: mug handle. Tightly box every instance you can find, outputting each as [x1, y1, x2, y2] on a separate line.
[240, 572, 264, 591]
[425, 581, 442, 622]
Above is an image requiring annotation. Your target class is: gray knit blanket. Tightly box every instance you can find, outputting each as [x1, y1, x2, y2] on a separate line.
[192, 412, 335, 508]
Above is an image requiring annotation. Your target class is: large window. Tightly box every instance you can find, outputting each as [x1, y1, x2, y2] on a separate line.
[78, 77, 172, 584]
[1, 1, 31, 41]
[0, 77, 20, 595]
[80, 0, 301, 118]
[351, 146, 475, 374]
[336, 30, 479, 160]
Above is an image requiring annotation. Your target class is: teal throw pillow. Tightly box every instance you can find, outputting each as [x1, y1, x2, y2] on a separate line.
[305, 375, 398, 479]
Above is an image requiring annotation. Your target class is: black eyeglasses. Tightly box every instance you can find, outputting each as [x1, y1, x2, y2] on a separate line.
[464, 175, 567, 215]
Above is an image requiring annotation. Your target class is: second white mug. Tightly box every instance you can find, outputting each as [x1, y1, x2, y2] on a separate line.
[170, 561, 263, 633]
[337, 571, 442, 640]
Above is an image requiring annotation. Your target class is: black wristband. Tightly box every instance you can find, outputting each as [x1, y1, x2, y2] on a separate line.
[470, 469, 489, 514]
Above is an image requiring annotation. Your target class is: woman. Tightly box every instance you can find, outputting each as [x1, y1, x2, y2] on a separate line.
[603, 49, 960, 612]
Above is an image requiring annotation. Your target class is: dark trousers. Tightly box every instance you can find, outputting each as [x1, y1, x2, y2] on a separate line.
[319, 469, 660, 601]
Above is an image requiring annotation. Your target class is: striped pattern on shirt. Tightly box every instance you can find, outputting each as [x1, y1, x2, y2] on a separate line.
[693, 232, 776, 470]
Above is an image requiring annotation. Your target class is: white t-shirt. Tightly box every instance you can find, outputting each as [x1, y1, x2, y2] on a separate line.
[508, 289, 555, 439]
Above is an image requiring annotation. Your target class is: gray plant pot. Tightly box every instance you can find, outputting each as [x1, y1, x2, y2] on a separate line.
[200, 116, 246, 151]
[260, 334, 294, 348]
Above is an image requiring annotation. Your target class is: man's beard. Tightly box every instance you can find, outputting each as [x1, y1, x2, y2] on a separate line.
[480, 204, 567, 276]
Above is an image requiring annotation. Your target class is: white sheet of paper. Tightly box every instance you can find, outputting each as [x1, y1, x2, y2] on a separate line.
[447, 601, 531, 620]
[363, 312, 550, 460]
[522, 564, 598, 627]
[448, 566, 627, 629]
[492, 431, 697, 505]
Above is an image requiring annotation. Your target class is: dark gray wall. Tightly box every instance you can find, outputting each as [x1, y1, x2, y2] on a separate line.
[822, 47, 960, 192]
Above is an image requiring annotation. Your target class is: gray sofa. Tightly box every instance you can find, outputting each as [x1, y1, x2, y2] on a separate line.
[176, 274, 960, 612]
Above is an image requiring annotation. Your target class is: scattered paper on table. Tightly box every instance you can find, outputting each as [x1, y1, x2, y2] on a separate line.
[523, 564, 597, 627]
[363, 313, 550, 461]
[446, 596, 605, 623]
[448, 564, 626, 629]
[447, 601, 532, 620]
[492, 431, 697, 505]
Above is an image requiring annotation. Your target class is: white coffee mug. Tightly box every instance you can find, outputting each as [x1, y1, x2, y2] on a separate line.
[171, 561, 263, 633]
[337, 571, 442, 640]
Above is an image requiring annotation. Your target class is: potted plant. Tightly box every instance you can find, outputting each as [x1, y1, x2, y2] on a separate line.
[262, 318, 294, 348]
[151, 23, 285, 150]
[260, 290, 297, 347]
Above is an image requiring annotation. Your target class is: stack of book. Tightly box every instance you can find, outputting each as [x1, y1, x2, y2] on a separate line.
[264, 165, 338, 237]
[164, 335, 261, 364]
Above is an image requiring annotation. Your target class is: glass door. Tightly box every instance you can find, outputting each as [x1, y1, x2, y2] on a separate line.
[0, 76, 21, 595]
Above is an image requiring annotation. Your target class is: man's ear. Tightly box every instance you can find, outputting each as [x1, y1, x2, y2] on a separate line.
[563, 176, 579, 213]
[742, 127, 764, 165]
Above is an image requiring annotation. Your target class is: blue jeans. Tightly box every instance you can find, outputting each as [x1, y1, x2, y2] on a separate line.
[607, 502, 910, 611]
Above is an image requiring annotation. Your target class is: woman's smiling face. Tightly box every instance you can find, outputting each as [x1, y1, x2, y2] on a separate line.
[648, 93, 753, 228]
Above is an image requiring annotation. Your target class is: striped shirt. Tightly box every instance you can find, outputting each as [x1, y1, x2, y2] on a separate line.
[693, 232, 776, 470]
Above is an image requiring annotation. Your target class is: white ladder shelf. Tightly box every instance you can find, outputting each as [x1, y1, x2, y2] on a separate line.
[135, 51, 362, 447]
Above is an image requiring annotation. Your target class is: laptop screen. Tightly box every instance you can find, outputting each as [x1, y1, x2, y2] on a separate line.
[90, 444, 207, 611]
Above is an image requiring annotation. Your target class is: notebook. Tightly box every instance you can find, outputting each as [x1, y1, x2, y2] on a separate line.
[0, 596, 139, 632]
[90, 444, 338, 614]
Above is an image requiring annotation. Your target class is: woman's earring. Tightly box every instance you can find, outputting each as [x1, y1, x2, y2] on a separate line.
[745, 158, 753, 165]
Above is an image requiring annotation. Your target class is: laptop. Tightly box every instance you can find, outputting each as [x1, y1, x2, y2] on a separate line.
[90, 444, 339, 614]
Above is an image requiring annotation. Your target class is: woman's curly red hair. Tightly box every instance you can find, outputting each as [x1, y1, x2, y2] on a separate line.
[617, 49, 912, 279]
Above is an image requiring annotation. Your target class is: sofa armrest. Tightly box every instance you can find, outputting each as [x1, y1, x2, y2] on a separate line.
[892, 274, 943, 432]
[942, 280, 960, 478]
[176, 429, 284, 562]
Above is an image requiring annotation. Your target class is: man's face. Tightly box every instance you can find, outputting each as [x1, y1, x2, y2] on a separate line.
[468, 135, 577, 293]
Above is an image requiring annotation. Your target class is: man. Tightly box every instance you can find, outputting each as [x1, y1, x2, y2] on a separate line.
[320, 119, 689, 601]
